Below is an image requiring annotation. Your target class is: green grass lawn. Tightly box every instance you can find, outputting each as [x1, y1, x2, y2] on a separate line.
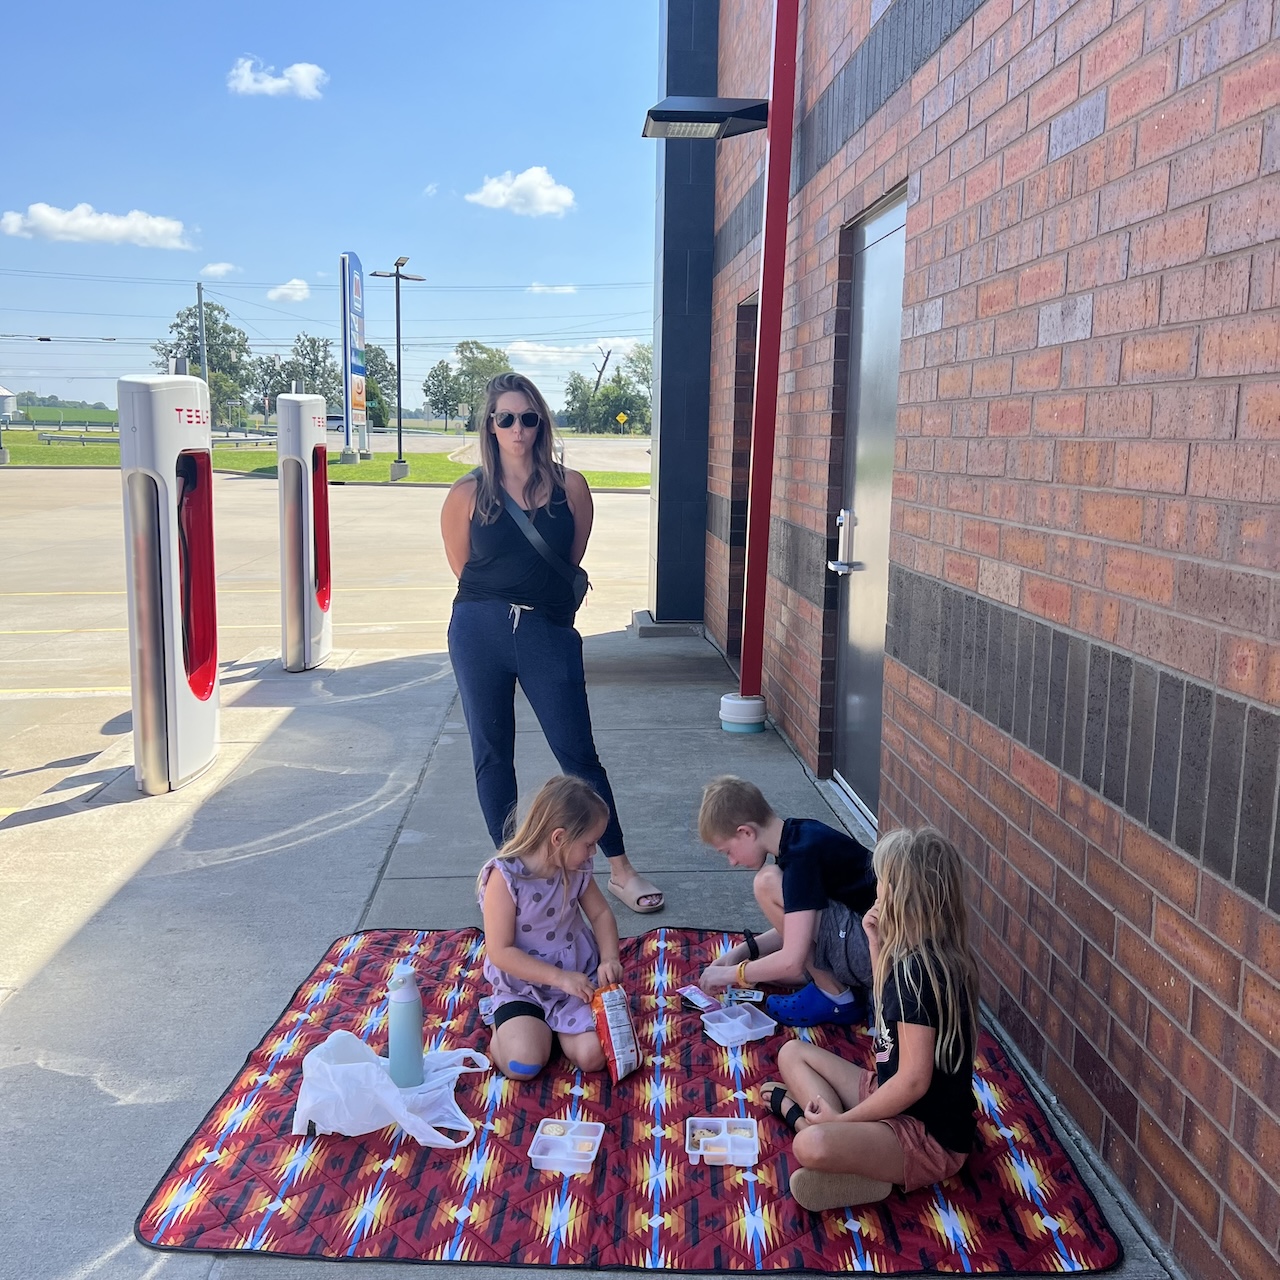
[3, 441, 648, 488]
[20, 408, 119, 425]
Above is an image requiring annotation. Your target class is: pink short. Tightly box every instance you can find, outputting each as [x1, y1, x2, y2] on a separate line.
[857, 1069, 968, 1193]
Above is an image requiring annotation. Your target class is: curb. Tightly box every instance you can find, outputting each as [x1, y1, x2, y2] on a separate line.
[1, 465, 649, 495]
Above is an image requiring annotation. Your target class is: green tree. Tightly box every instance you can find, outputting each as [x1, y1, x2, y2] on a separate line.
[364, 343, 397, 420]
[596, 368, 650, 434]
[283, 333, 343, 411]
[622, 341, 652, 399]
[453, 340, 512, 429]
[366, 375, 388, 429]
[422, 361, 461, 428]
[17, 392, 103, 410]
[206, 370, 246, 427]
[153, 302, 253, 392]
[560, 370, 595, 433]
[248, 356, 289, 424]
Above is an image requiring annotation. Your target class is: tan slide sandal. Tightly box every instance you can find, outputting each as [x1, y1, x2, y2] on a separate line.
[606, 873, 665, 914]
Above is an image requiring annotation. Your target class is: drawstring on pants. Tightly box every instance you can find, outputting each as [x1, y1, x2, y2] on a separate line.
[509, 603, 533, 631]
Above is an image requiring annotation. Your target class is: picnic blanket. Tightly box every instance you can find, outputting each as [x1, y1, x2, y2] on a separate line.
[136, 928, 1122, 1272]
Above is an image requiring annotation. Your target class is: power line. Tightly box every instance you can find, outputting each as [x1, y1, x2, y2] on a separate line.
[0, 267, 651, 292]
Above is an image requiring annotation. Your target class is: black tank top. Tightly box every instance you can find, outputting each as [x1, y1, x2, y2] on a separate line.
[454, 481, 578, 626]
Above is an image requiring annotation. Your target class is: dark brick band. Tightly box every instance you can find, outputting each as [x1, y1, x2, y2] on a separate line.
[713, 0, 982, 277]
[887, 565, 1280, 912]
[706, 490, 748, 547]
[713, 175, 765, 275]
[769, 517, 833, 611]
[795, 0, 985, 193]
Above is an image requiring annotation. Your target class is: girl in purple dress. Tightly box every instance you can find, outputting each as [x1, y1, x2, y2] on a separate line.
[477, 775, 623, 1080]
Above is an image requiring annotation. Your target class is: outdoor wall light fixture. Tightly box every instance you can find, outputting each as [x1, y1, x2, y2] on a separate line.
[641, 96, 768, 139]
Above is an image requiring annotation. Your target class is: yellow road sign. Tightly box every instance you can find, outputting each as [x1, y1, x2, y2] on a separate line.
[616, 412, 628, 424]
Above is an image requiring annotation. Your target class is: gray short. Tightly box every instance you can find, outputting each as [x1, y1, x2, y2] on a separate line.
[812, 900, 873, 990]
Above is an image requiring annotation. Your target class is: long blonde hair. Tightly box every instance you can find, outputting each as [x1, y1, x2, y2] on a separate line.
[872, 827, 979, 1076]
[474, 372, 564, 524]
[476, 775, 609, 891]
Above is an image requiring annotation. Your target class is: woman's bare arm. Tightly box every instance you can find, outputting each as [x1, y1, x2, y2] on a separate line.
[561, 468, 594, 566]
[440, 475, 478, 579]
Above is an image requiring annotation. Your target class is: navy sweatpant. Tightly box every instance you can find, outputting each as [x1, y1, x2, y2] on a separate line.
[447, 599, 626, 860]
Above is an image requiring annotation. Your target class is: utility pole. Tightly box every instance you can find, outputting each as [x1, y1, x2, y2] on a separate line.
[196, 281, 210, 426]
[370, 256, 424, 481]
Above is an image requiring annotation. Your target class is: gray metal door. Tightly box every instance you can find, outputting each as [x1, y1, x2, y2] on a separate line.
[830, 196, 906, 825]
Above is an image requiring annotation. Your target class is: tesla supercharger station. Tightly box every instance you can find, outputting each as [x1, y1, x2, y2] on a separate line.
[118, 374, 220, 794]
[277, 392, 333, 671]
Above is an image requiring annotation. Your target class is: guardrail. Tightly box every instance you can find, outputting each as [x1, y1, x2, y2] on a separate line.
[35, 431, 274, 449]
[37, 433, 119, 445]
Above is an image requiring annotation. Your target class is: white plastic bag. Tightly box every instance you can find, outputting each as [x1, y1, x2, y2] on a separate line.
[291, 1030, 489, 1149]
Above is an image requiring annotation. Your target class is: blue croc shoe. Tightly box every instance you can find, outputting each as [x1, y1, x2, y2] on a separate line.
[766, 982, 868, 1028]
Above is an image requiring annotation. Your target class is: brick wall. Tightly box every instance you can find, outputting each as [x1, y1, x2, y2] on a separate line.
[703, 0, 1280, 1275]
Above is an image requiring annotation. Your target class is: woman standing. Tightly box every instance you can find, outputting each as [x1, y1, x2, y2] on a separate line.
[440, 372, 664, 914]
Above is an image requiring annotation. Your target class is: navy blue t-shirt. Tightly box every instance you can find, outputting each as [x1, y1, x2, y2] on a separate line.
[775, 817, 876, 916]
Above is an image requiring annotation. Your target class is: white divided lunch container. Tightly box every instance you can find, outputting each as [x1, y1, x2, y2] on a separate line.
[528, 1118, 605, 1174]
[700, 1003, 776, 1047]
[685, 1116, 760, 1167]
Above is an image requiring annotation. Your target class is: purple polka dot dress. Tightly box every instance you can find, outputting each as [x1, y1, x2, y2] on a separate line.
[478, 856, 600, 1034]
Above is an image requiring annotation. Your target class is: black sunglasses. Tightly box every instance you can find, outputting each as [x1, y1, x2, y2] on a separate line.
[492, 410, 543, 430]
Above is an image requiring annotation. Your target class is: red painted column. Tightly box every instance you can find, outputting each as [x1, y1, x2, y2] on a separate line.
[738, 0, 799, 699]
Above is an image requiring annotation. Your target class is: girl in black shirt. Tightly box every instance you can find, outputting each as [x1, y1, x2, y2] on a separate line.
[767, 827, 979, 1212]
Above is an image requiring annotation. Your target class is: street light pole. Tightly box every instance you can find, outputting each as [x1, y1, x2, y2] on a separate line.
[370, 256, 425, 482]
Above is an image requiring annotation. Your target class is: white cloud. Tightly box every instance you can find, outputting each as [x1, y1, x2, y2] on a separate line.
[200, 261, 238, 278]
[227, 56, 328, 99]
[528, 282, 577, 294]
[507, 337, 638, 371]
[465, 166, 575, 217]
[267, 278, 310, 302]
[0, 202, 190, 249]
[423, 183, 439, 197]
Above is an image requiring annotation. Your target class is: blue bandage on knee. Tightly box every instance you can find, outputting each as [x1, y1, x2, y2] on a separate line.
[507, 1059, 541, 1079]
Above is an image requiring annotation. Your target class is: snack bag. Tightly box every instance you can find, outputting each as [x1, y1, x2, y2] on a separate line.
[677, 984, 719, 1011]
[591, 983, 641, 1083]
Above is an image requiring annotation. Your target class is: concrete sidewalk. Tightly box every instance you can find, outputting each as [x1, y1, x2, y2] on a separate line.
[0, 620, 1172, 1279]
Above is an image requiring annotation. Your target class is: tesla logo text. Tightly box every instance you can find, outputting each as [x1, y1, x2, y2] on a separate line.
[173, 407, 211, 425]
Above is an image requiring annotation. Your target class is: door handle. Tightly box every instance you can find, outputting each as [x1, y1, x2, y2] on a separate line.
[827, 508, 865, 575]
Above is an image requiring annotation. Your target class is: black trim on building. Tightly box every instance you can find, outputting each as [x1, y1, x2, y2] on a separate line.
[651, 0, 720, 620]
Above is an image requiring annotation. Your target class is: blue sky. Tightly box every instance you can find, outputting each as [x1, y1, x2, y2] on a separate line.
[1, 0, 660, 409]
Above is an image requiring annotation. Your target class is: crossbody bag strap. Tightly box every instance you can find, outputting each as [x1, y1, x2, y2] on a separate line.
[498, 486, 582, 587]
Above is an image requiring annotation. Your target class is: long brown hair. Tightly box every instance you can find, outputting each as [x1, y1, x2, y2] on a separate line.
[474, 372, 565, 524]
[476, 775, 609, 891]
[871, 827, 980, 1076]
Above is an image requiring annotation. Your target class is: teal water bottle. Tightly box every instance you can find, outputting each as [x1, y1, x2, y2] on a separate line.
[386, 965, 424, 1088]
